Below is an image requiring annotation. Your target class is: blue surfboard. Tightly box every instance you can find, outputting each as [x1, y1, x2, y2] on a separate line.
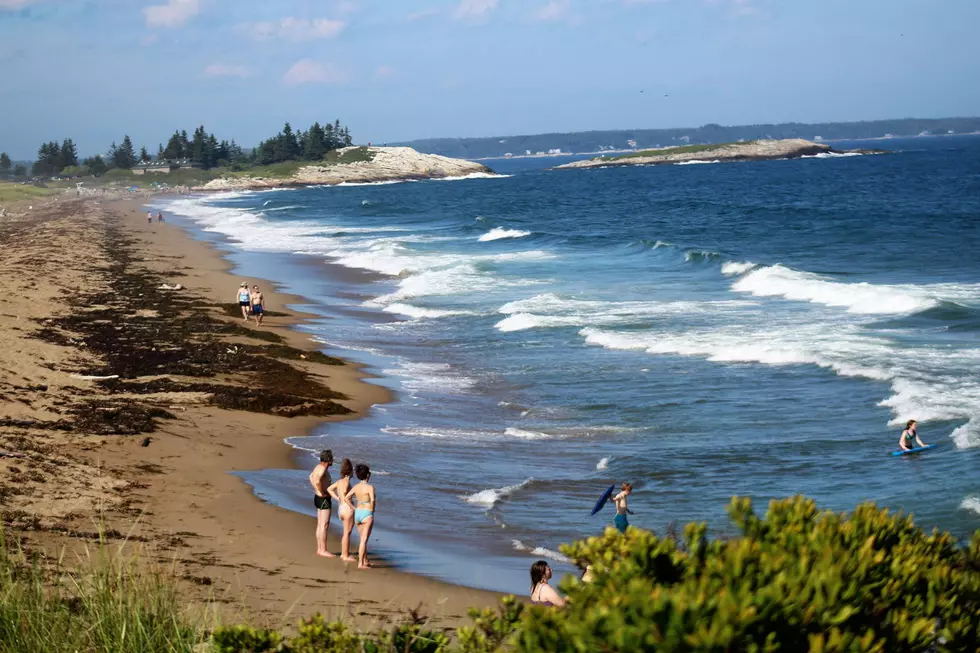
[591, 484, 616, 516]
[891, 444, 936, 457]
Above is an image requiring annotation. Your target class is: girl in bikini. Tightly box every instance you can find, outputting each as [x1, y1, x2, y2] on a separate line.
[327, 458, 357, 563]
[529, 560, 565, 607]
[899, 419, 927, 451]
[345, 464, 375, 570]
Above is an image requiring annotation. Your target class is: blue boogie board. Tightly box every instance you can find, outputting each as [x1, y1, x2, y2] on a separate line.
[891, 445, 936, 457]
[591, 484, 616, 516]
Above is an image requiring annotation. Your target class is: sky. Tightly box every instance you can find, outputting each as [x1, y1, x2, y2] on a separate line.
[1, 0, 978, 159]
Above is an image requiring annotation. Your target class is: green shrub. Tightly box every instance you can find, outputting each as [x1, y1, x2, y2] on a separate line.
[211, 624, 285, 652]
[509, 496, 980, 653]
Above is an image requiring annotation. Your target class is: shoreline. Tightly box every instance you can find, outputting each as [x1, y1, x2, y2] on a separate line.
[0, 195, 503, 629]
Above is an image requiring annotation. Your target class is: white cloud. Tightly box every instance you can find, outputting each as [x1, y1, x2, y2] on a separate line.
[244, 17, 345, 41]
[283, 59, 348, 86]
[454, 0, 498, 22]
[0, 0, 44, 10]
[533, 0, 570, 21]
[203, 63, 252, 79]
[143, 0, 200, 28]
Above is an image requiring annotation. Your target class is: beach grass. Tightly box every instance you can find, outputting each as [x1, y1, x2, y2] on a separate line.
[0, 183, 60, 204]
[603, 141, 751, 160]
[227, 147, 378, 180]
[0, 530, 213, 653]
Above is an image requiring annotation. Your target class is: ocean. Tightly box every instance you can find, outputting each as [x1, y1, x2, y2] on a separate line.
[154, 136, 980, 594]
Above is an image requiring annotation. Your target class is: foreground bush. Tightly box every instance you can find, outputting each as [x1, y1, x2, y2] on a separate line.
[515, 496, 980, 653]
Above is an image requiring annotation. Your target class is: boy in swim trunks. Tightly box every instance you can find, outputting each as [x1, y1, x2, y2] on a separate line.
[613, 482, 634, 533]
[309, 450, 335, 558]
[250, 284, 265, 326]
[346, 464, 375, 570]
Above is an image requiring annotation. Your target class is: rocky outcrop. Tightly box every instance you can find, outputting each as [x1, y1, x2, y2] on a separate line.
[199, 146, 494, 191]
[555, 139, 883, 170]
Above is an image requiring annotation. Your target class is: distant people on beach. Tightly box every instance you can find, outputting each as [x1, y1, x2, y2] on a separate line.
[529, 560, 565, 607]
[346, 464, 375, 570]
[250, 284, 265, 326]
[236, 282, 251, 321]
[156, 211, 164, 222]
[327, 458, 357, 562]
[613, 482, 634, 533]
[309, 450, 335, 558]
[900, 419, 927, 451]
[146, 210, 153, 224]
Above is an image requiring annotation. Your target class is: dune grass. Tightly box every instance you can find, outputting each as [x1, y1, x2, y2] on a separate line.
[0, 530, 213, 653]
[0, 183, 60, 204]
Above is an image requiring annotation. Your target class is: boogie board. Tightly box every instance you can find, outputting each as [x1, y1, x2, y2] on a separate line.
[591, 484, 616, 516]
[891, 445, 936, 457]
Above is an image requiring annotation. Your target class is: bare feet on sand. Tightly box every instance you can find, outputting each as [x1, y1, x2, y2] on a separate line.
[318, 551, 337, 558]
[342, 556, 357, 563]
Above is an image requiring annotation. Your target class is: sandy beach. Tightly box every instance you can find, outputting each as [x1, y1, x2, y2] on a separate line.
[0, 195, 502, 630]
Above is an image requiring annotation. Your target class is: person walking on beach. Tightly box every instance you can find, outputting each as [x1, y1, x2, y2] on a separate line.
[156, 211, 165, 222]
[899, 419, 928, 451]
[309, 450, 335, 558]
[236, 282, 251, 321]
[613, 482, 634, 533]
[146, 210, 153, 224]
[529, 561, 566, 607]
[250, 284, 265, 326]
[346, 464, 375, 570]
[327, 458, 357, 562]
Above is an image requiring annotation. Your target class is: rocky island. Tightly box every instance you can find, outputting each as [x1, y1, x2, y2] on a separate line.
[555, 138, 883, 170]
[199, 146, 494, 191]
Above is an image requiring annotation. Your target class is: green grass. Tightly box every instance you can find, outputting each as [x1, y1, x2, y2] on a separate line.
[602, 141, 752, 161]
[0, 530, 213, 653]
[0, 183, 60, 204]
[226, 148, 377, 180]
[322, 146, 375, 165]
[99, 167, 221, 187]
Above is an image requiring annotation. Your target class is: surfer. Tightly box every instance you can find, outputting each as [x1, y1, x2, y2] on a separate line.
[613, 482, 634, 533]
[899, 419, 927, 451]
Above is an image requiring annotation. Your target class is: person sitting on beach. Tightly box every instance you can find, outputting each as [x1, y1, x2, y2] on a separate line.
[327, 458, 357, 563]
[529, 560, 565, 607]
[250, 284, 265, 326]
[308, 450, 335, 558]
[345, 464, 375, 570]
[613, 482, 634, 533]
[236, 282, 251, 321]
[900, 419, 927, 451]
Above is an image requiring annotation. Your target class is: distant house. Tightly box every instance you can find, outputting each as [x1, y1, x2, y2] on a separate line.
[132, 158, 202, 175]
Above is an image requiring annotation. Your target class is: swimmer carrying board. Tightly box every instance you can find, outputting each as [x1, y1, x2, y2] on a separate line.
[591, 484, 616, 516]
[891, 445, 936, 457]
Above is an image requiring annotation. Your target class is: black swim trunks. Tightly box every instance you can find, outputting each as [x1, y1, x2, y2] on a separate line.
[239, 300, 250, 307]
[314, 494, 331, 511]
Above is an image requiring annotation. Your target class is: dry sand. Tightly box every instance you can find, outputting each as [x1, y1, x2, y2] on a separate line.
[0, 196, 502, 630]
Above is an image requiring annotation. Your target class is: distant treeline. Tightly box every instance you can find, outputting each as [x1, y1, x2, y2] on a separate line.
[398, 117, 980, 159]
[1, 119, 354, 179]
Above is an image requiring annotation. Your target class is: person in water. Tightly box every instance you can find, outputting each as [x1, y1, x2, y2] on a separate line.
[236, 282, 251, 321]
[900, 419, 928, 451]
[308, 450, 335, 558]
[250, 284, 265, 326]
[613, 482, 634, 533]
[346, 464, 375, 570]
[327, 458, 357, 563]
[529, 560, 565, 607]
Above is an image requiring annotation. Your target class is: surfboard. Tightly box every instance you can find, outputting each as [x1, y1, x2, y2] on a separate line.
[591, 484, 616, 516]
[891, 445, 936, 457]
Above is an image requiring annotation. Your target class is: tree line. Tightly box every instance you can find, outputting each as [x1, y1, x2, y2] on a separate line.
[0, 118, 354, 179]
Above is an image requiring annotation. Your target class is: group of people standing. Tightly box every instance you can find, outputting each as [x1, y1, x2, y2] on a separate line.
[236, 281, 265, 326]
[309, 450, 376, 570]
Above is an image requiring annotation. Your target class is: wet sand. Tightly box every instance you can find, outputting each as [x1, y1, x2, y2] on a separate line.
[0, 196, 502, 629]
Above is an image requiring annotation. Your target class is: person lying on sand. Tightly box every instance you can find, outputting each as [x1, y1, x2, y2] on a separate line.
[346, 464, 375, 570]
[900, 419, 927, 451]
[327, 458, 357, 562]
[236, 282, 251, 321]
[529, 560, 565, 607]
[309, 450, 335, 558]
[250, 284, 265, 326]
[613, 482, 634, 533]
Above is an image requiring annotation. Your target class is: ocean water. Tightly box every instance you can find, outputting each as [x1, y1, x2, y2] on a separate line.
[155, 136, 980, 593]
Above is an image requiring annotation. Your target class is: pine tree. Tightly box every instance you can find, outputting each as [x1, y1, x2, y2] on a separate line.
[83, 155, 107, 177]
[13, 164, 26, 178]
[304, 122, 327, 160]
[112, 135, 136, 169]
[281, 122, 299, 160]
[0, 152, 11, 177]
[163, 131, 183, 160]
[157, 143, 165, 158]
[139, 146, 150, 162]
[60, 139, 78, 168]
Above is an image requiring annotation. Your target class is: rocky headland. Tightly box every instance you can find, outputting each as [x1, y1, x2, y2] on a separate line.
[555, 138, 885, 170]
[199, 146, 494, 191]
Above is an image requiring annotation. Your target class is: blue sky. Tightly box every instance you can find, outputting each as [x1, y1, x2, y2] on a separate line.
[1, 0, 978, 159]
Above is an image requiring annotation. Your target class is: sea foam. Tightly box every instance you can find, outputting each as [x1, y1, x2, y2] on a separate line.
[479, 227, 532, 242]
[462, 479, 533, 508]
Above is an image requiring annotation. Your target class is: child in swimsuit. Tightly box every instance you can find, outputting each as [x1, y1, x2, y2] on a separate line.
[327, 458, 357, 563]
[613, 482, 634, 533]
[899, 419, 927, 451]
[529, 560, 565, 607]
[345, 464, 375, 570]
